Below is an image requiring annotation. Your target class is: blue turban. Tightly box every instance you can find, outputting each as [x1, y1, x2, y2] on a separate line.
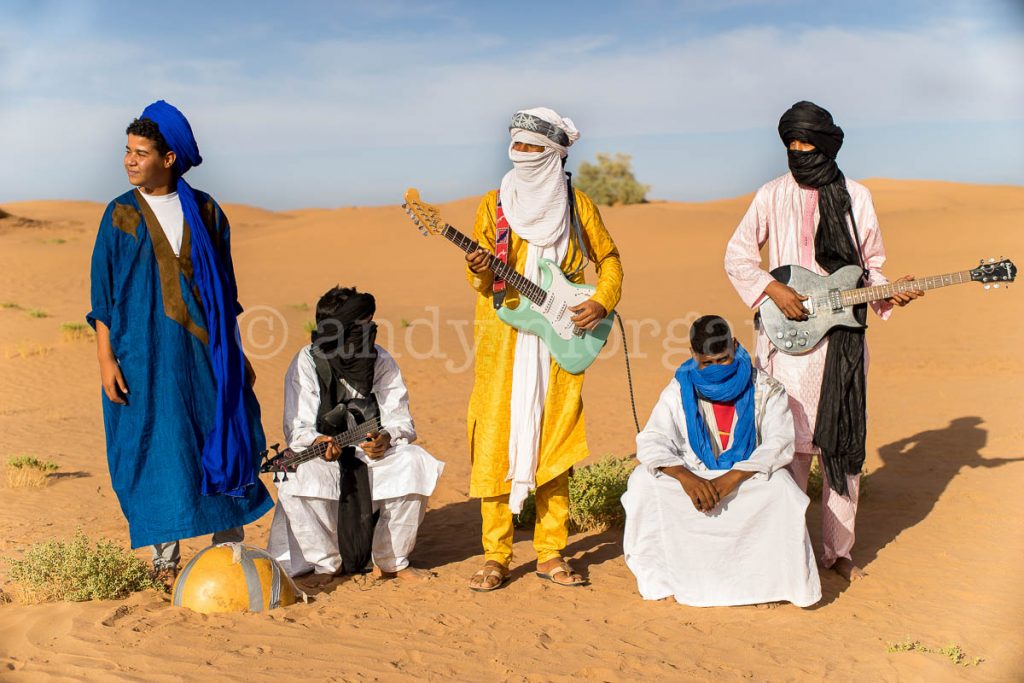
[140, 100, 257, 497]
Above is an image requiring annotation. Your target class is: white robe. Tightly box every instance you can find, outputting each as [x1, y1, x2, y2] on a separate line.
[621, 370, 821, 607]
[267, 345, 444, 575]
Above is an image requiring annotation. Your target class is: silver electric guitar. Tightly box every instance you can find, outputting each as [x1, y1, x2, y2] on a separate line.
[760, 258, 1016, 354]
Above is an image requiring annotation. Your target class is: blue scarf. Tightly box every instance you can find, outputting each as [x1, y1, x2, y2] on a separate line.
[141, 100, 256, 497]
[674, 344, 757, 470]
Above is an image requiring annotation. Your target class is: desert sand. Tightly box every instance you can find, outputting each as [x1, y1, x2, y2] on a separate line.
[0, 179, 1021, 681]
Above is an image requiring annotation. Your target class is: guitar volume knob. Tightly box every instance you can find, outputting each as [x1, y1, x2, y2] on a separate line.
[776, 331, 784, 339]
[785, 340, 793, 349]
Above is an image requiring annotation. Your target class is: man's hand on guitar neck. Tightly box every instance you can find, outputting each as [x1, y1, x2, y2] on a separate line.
[888, 275, 924, 307]
[765, 281, 809, 321]
[313, 435, 341, 461]
[570, 299, 607, 330]
[466, 247, 491, 274]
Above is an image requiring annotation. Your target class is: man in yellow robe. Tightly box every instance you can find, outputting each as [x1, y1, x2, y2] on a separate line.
[463, 108, 623, 591]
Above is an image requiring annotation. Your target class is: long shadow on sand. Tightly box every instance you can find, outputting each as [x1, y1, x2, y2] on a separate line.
[411, 498, 627, 582]
[410, 498, 480, 568]
[815, 416, 1021, 604]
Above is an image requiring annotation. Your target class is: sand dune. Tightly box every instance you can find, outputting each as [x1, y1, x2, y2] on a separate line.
[0, 179, 1022, 681]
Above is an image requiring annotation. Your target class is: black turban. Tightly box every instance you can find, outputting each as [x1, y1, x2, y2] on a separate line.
[311, 290, 377, 397]
[778, 100, 844, 160]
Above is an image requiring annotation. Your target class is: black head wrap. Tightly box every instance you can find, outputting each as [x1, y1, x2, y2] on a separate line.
[311, 289, 378, 398]
[778, 101, 867, 497]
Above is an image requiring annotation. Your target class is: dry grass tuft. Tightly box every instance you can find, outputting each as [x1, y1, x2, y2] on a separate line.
[6, 456, 59, 488]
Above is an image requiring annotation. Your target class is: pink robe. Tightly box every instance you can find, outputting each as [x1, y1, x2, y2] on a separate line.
[724, 173, 893, 454]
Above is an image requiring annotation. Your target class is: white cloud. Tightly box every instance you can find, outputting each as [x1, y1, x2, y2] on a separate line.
[0, 11, 1021, 205]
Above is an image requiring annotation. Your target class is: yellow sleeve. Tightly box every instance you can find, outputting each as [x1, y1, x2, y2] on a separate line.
[466, 191, 496, 294]
[574, 189, 623, 312]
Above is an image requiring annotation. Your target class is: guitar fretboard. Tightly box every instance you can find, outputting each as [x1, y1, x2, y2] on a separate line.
[441, 225, 548, 305]
[283, 417, 382, 467]
[840, 271, 972, 306]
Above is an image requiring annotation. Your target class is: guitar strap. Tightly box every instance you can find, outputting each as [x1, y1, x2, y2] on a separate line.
[492, 192, 511, 310]
[311, 352, 379, 575]
[846, 208, 870, 284]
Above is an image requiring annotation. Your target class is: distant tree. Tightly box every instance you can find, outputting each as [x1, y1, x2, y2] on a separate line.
[574, 153, 649, 206]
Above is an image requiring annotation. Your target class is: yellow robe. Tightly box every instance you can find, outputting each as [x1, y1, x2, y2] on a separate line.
[466, 188, 624, 498]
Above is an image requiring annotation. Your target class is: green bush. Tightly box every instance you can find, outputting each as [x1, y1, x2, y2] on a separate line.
[7, 529, 159, 601]
[575, 153, 649, 206]
[514, 455, 636, 533]
[805, 458, 869, 501]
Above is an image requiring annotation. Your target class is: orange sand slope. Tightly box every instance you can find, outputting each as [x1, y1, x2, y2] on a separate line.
[0, 179, 1021, 681]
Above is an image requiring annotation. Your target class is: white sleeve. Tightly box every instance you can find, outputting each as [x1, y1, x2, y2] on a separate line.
[283, 347, 323, 451]
[635, 380, 691, 476]
[731, 384, 795, 477]
[373, 349, 416, 444]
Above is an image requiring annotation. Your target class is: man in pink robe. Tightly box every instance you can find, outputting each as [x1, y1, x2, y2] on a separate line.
[724, 101, 921, 581]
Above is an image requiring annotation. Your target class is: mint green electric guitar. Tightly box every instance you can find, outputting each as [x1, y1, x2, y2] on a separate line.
[403, 188, 615, 374]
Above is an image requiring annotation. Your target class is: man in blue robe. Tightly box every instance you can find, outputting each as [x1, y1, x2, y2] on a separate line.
[87, 101, 272, 584]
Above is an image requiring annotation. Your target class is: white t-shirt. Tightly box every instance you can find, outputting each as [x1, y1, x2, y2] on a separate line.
[138, 189, 184, 257]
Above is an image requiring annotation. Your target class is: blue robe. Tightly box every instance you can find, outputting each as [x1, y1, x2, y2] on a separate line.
[87, 188, 272, 548]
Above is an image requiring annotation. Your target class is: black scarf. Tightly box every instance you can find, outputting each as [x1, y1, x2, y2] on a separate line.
[779, 101, 866, 496]
[310, 293, 378, 397]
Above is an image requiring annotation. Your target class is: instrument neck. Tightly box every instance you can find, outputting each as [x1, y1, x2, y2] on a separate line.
[840, 270, 972, 306]
[441, 224, 547, 305]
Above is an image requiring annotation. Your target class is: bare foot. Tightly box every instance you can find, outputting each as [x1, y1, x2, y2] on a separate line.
[149, 565, 179, 591]
[296, 572, 339, 589]
[831, 557, 866, 582]
[468, 560, 510, 592]
[378, 566, 433, 583]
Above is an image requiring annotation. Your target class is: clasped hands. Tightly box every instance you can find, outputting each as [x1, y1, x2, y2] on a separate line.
[660, 466, 754, 513]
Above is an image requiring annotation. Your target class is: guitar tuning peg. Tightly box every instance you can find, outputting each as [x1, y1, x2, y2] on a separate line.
[989, 257, 995, 263]
[984, 284, 991, 290]
[994, 284, 1001, 289]
[980, 258, 985, 264]
[272, 471, 279, 483]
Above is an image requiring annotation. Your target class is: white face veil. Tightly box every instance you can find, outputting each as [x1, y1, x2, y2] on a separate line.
[498, 108, 582, 513]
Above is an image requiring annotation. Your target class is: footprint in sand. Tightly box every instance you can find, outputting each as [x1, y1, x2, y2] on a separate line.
[101, 605, 132, 627]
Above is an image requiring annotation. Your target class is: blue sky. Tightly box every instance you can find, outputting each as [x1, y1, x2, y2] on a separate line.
[1, 0, 1021, 209]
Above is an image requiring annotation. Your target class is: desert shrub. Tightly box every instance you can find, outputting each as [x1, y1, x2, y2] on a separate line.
[6, 456, 58, 488]
[886, 640, 982, 667]
[575, 153, 649, 206]
[303, 320, 316, 334]
[514, 455, 636, 533]
[7, 529, 159, 602]
[60, 321, 93, 342]
[26, 308, 48, 319]
[805, 458, 869, 501]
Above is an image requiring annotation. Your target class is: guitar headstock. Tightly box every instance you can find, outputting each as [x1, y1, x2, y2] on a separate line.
[402, 188, 445, 237]
[970, 257, 1016, 290]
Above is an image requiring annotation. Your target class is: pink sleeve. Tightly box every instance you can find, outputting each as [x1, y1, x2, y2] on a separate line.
[851, 186, 893, 320]
[725, 192, 776, 309]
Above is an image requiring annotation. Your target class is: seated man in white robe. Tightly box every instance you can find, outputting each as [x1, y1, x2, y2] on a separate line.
[267, 286, 444, 582]
[622, 315, 821, 607]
